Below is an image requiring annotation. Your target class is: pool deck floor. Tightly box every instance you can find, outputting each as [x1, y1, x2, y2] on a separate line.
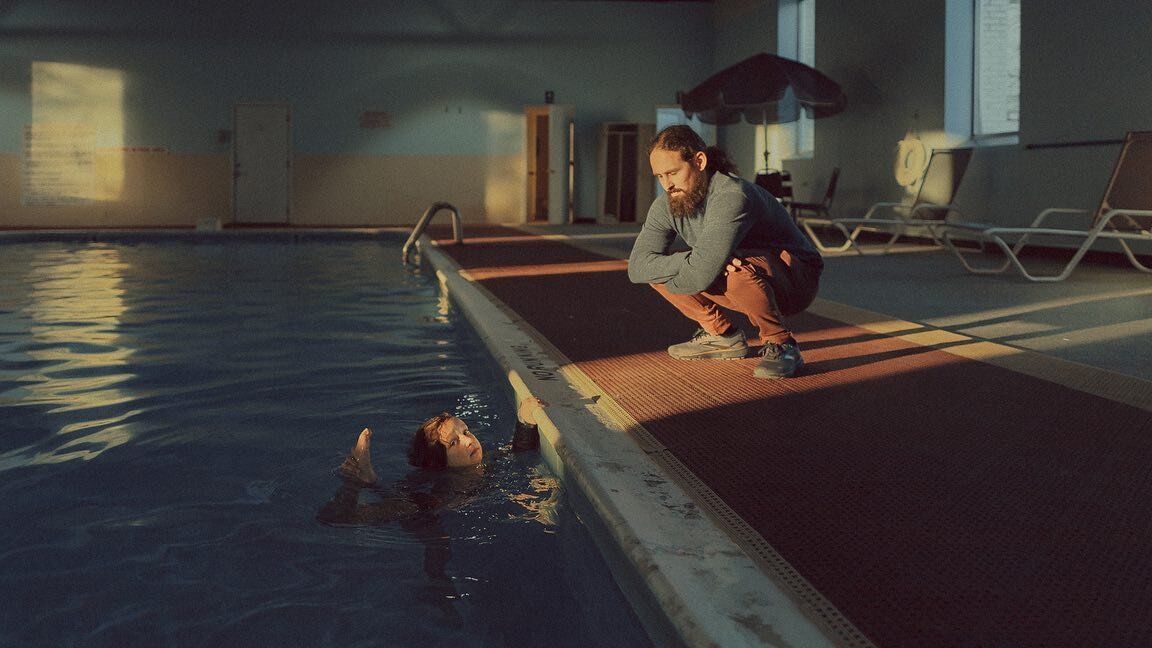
[422, 223, 1152, 648]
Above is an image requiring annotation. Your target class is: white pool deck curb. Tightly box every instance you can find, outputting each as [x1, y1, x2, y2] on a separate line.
[420, 239, 840, 648]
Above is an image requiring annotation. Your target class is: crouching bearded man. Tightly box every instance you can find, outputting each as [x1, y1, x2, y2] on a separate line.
[627, 125, 823, 379]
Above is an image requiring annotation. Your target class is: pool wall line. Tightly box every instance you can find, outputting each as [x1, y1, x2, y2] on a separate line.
[420, 239, 840, 648]
[0, 227, 411, 245]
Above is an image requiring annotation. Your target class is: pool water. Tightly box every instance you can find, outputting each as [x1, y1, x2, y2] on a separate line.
[0, 238, 652, 647]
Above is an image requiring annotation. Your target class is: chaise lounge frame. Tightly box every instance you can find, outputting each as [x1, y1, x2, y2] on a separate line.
[938, 131, 1152, 282]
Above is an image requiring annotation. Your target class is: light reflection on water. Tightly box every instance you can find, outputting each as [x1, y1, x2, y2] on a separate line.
[0, 239, 651, 648]
[2, 245, 137, 468]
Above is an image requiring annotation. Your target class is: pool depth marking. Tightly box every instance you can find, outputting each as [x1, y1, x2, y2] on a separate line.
[510, 343, 560, 381]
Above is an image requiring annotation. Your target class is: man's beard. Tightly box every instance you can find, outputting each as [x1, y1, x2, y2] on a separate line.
[667, 177, 709, 218]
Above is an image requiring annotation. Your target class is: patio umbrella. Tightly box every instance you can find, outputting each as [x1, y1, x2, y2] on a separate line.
[679, 52, 846, 125]
[679, 52, 846, 168]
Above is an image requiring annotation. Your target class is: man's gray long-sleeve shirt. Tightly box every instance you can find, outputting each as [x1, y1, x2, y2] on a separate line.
[627, 172, 823, 294]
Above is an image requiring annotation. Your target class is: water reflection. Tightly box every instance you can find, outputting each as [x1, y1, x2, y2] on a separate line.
[0, 246, 136, 469]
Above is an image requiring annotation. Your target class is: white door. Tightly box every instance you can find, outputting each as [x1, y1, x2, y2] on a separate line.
[233, 103, 291, 224]
[546, 104, 575, 224]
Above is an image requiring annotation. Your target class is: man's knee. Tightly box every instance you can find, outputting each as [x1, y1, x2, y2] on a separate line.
[649, 282, 675, 300]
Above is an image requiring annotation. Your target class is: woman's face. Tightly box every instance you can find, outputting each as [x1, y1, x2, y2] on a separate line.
[439, 416, 483, 468]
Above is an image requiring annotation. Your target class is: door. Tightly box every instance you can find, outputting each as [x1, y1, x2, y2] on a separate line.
[526, 108, 550, 222]
[525, 104, 575, 224]
[598, 122, 656, 224]
[233, 103, 291, 224]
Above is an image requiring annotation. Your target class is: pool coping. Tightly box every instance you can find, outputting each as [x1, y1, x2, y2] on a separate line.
[419, 239, 842, 648]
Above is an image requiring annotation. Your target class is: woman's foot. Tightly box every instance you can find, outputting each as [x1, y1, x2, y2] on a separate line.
[338, 428, 378, 484]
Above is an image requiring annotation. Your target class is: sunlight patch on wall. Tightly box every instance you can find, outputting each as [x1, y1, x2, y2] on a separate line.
[23, 61, 126, 205]
[483, 110, 524, 220]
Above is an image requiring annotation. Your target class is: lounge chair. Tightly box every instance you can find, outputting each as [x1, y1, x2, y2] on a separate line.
[789, 166, 840, 224]
[799, 148, 972, 254]
[939, 131, 1152, 282]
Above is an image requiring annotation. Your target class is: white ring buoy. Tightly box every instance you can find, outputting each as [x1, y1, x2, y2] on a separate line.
[894, 137, 927, 187]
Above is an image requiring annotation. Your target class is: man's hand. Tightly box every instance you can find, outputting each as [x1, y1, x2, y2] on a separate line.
[724, 256, 747, 275]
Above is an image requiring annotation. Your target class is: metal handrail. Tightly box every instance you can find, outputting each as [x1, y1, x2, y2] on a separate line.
[402, 201, 463, 265]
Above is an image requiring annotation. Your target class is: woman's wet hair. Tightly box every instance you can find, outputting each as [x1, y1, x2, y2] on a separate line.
[647, 124, 739, 176]
[407, 412, 454, 469]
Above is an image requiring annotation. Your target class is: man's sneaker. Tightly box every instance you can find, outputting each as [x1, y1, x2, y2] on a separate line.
[754, 338, 804, 379]
[668, 328, 749, 360]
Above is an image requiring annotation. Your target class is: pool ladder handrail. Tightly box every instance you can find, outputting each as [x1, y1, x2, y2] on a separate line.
[402, 201, 463, 265]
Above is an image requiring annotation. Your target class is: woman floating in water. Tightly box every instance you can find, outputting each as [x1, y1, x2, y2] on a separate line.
[317, 396, 553, 624]
[317, 396, 549, 526]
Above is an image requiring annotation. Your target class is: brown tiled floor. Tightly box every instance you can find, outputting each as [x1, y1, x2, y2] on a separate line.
[431, 224, 1152, 648]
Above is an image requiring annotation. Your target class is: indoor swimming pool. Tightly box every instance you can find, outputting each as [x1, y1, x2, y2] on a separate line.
[0, 235, 652, 647]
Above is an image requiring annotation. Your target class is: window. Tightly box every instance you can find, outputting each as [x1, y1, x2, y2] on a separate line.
[974, 0, 1020, 136]
[759, 0, 814, 171]
[947, 0, 1020, 142]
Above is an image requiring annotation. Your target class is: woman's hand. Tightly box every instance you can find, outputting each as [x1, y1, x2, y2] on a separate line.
[517, 396, 548, 425]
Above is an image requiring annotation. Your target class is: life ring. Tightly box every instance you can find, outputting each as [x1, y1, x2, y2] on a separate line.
[893, 137, 927, 187]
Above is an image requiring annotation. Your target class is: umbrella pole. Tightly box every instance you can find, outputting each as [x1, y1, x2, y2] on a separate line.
[761, 106, 770, 172]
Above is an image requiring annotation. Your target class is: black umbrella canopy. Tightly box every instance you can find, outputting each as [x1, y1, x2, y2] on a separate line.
[679, 52, 847, 125]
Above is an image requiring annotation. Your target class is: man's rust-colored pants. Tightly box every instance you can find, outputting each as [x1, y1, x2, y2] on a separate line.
[650, 249, 821, 346]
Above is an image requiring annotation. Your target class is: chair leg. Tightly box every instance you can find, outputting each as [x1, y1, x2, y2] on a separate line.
[798, 209, 855, 253]
[941, 230, 1103, 282]
[1118, 239, 1152, 273]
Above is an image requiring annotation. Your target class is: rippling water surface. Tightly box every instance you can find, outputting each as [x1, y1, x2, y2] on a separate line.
[0, 239, 650, 648]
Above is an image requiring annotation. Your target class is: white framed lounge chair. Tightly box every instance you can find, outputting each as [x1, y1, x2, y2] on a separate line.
[789, 166, 840, 224]
[799, 147, 972, 254]
[939, 131, 1152, 282]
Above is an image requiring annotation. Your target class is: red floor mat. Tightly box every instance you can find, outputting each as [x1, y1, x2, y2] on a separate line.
[433, 227, 1152, 648]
